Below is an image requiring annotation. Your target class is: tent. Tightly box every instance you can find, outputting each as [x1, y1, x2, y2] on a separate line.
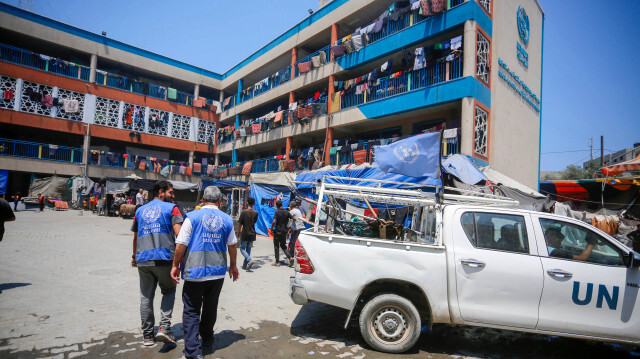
[28, 175, 71, 200]
[0, 169, 7, 195]
[201, 179, 248, 189]
[249, 172, 296, 236]
[601, 154, 640, 177]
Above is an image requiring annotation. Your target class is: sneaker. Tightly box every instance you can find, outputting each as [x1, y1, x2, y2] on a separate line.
[246, 261, 255, 270]
[143, 334, 155, 346]
[155, 327, 176, 345]
[288, 259, 295, 267]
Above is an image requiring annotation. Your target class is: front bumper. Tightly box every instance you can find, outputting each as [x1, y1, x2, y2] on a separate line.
[289, 275, 310, 305]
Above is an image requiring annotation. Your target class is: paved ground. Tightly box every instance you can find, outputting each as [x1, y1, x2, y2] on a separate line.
[1, 209, 638, 359]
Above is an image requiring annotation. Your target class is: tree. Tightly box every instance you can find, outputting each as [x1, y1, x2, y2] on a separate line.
[543, 162, 602, 181]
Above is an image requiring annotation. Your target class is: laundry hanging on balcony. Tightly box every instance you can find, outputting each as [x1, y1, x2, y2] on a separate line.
[167, 87, 177, 100]
[62, 99, 79, 114]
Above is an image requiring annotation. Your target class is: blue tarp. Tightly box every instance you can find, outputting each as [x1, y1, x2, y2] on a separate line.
[201, 179, 248, 189]
[441, 154, 488, 185]
[0, 169, 7, 195]
[295, 166, 440, 189]
[250, 183, 292, 236]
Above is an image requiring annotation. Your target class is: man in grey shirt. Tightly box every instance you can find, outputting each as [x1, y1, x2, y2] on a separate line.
[287, 201, 306, 263]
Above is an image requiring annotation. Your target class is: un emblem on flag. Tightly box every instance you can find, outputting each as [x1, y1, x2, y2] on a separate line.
[203, 213, 224, 232]
[393, 143, 420, 164]
[142, 206, 161, 222]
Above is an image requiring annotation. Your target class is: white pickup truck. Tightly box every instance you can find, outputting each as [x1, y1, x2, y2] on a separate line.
[289, 181, 640, 353]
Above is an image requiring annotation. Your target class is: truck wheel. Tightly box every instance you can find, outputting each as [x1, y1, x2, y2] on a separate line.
[358, 293, 421, 353]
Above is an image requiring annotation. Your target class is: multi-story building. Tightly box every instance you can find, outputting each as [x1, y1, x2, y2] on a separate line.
[0, 0, 544, 196]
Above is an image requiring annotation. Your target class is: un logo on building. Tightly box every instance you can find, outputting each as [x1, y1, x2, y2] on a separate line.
[393, 143, 420, 164]
[517, 5, 530, 45]
[203, 213, 224, 232]
[142, 205, 161, 222]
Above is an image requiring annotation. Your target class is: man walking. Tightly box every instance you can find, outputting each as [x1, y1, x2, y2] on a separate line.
[131, 180, 183, 347]
[271, 200, 293, 267]
[287, 201, 306, 263]
[136, 189, 145, 209]
[237, 197, 258, 271]
[171, 186, 239, 359]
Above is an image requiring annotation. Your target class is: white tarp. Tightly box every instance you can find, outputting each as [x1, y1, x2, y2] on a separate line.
[169, 180, 198, 191]
[250, 172, 296, 187]
[105, 180, 130, 195]
[481, 167, 544, 197]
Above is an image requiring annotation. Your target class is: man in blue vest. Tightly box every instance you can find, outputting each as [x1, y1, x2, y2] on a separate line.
[131, 180, 183, 347]
[171, 186, 239, 359]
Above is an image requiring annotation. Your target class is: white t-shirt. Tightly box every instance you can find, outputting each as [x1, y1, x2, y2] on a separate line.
[290, 208, 306, 230]
[175, 205, 238, 281]
[135, 192, 144, 205]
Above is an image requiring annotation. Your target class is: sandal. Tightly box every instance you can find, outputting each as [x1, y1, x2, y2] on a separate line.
[272, 262, 281, 267]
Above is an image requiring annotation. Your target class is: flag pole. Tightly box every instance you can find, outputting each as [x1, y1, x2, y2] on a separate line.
[437, 127, 444, 204]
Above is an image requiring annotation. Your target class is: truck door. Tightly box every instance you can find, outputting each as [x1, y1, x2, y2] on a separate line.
[452, 209, 543, 328]
[534, 216, 640, 341]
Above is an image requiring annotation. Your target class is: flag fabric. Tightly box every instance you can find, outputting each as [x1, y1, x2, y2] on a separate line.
[374, 132, 440, 178]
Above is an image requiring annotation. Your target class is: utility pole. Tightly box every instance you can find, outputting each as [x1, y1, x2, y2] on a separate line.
[588, 138, 593, 161]
[600, 136, 604, 168]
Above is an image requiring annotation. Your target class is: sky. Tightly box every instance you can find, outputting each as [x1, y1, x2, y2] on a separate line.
[3, 0, 639, 171]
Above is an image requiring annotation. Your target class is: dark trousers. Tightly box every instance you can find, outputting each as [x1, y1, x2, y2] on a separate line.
[288, 229, 301, 258]
[182, 279, 224, 359]
[273, 230, 290, 262]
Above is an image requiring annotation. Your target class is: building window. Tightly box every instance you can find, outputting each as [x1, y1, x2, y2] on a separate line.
[474, 106, 488, 157]
[478, 0, 491, 14]
[0, 75, 17, 111]
[148, 109, 169, 136]
[123, 103, 146, 132]
[171, 114, 192, 140]
[476, 32, 490, 85]
[197, 119, 216, 144]
[94, 97, 120, 128]
[21, 80, 54, 116]
[56, 88, 85, 122]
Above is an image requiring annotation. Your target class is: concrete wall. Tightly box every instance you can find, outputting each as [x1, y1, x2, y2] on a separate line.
[489, 0, 543, 189]
[0, 156, 202, 182]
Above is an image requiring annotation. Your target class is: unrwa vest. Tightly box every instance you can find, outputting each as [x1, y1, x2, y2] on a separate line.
[182, 207, 234, 280]
[135, 199, 177, 263]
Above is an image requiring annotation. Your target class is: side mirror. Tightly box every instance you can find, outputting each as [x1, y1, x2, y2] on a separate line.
[624, 251, 640, 268]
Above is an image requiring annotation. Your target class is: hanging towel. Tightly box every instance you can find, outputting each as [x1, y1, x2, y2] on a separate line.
[223, 97, 231, 107]
[167, 87, 177, 100]
[274, 110, 284, 123]
[186, 167, 193, 176]
[193, 163, 202, 173]
[331, 45, 346, 57]
[63, 99, 79, 113]
[42, 95, 54, 107]
[430, 0, 446, 13]
[251, 123, 261, 133]
[298, 62, 312, 74]
[242, 161, 253, 175]
[179, 166, 187, 175]
[311, 55, 322, 68]
[381, 59, 393, 73]
[450, 35, 463, 50]
[443, 128, 458, 139]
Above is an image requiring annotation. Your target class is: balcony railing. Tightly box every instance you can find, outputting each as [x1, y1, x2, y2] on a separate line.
[0, 42, 200, 109]
[0, 138, 83, 163]
[293, 45, 331, 78]
[341, 55, 462, 110]
[238, 66, 292, 105]
[0, 43, 91, 82]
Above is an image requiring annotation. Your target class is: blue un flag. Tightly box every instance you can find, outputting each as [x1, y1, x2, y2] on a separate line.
[374, 132, 440, 178]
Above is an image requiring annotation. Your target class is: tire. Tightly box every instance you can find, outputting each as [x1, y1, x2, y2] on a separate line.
[358, 293, 421, 354]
